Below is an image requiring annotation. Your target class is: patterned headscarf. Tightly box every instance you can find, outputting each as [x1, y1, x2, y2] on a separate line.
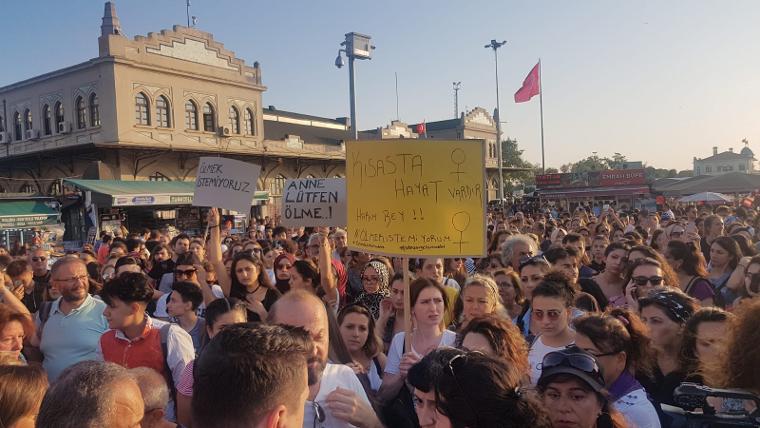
[356, 260, 391, 319]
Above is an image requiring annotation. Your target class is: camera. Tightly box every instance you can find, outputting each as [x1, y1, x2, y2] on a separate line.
[662, 383, 760, 428]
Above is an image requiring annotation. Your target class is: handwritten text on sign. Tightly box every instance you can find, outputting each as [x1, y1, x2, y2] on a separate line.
[281, 178, 347, 227]
[346, 139, 486, 257]
[193, 157, 261, 213]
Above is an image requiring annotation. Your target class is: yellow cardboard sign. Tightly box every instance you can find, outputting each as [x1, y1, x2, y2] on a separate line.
[346, 139, 486, 257]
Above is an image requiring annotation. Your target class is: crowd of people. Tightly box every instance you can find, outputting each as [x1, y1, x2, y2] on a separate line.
[0, 202, 759, 427]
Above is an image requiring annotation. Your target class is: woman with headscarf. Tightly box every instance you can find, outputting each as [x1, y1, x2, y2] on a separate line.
[355, 260, 391, 319]
[273, 253, 295, 294]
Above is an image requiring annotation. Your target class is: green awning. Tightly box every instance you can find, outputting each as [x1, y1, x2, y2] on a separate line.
[64, 179, 268, 207]
[0, 200, 60, 230]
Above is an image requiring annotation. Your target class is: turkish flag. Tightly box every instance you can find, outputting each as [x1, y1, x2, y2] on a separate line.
[514, 62, 540, 103]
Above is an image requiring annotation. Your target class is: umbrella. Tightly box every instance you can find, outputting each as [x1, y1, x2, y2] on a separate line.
[678, 192, 734, 203]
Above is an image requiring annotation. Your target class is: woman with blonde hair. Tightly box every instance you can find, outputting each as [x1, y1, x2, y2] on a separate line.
[452, 274, 508, 330]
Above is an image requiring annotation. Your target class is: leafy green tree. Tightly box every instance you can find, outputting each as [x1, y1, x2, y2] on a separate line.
[500, 138, 538, 192]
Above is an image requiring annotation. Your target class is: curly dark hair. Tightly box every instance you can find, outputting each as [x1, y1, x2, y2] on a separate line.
[101, 272, 153, 305]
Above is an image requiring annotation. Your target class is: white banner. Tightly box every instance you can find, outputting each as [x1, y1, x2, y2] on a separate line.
[281, 178, 346, 227]
[193, 157, 261, 213]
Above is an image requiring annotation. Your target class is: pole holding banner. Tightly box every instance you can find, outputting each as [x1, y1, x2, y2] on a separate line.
[403, 257, 412, 354]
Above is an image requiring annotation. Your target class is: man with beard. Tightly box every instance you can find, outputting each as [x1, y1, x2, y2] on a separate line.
[29, 256, 109, 381]
[269, 290, 382, 428]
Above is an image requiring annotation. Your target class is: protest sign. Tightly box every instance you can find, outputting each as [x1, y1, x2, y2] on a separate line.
[346, 139, 486, 257]
[193, 157, 261, 213]
[281, 178, 347, 227]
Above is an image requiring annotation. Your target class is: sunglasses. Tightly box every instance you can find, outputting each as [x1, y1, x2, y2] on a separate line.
[632, 276, 663, 286]
[31, 257, 47, 262]
[312, 401, 325, 428]
[541, 351, 602, 377]
[532, 309, 563, 321]
[174, 268, 197, 277]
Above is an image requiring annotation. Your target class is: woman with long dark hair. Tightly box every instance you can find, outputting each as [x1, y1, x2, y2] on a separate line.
[584, 242, 630, 310]
[680, 307, 734, 383]
[707, 236, 746, 306]
[574, 309, 660, 428]
[664, 240, 715, 306]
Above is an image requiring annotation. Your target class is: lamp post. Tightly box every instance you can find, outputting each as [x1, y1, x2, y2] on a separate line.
[335, 32, 374, 140]
[485, 39, 506, 202]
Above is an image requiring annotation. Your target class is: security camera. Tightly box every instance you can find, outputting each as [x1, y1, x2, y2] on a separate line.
[334, 52, 345, 68]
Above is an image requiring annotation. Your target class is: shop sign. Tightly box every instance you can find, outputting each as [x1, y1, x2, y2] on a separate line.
[0, 214, 58, 229]
[535, 169, 647, 189]
[170, 195, 194, 204]
[112, 194, 194, 206]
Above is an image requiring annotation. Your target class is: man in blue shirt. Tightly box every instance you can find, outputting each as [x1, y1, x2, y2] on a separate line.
[30, 256, 108, 381]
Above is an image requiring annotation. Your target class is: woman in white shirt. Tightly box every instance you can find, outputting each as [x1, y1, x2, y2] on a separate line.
[377, 277, 456, 404]
[527, 271, 577, 384]
[338, 303, 387, 392]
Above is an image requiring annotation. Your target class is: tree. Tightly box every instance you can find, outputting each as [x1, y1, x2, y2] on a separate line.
[500, 138, 539, 192]
[560, 152, 628, 173]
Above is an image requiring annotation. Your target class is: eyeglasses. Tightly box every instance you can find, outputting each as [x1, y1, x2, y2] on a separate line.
[174, 268, 197, 277]
[31, 257, 47, 262]
[312, 401, 325, 428]
[54, 274, 88, 285]
[632, 276, 663, 286]
[532, 309, 562, 321]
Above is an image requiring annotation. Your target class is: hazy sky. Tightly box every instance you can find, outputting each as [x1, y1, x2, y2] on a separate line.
[3, 1, 760, 171]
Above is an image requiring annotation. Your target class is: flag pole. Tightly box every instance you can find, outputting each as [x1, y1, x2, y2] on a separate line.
[539, 58, 546, 173]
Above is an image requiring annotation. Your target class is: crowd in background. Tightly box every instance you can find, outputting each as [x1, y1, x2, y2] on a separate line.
[1, 201, 759, 427]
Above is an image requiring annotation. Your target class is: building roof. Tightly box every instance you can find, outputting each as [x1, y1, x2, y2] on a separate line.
[696, 151, 749, 162]
[653, 172, 760, 196]
[262, 107, 349, 146]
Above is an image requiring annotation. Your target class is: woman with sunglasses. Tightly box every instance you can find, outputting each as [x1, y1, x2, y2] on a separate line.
[527, 271, 577, 384]
[664, 240, 715, 306]
[354, 260, 392, 320]
[627, 245, 679, 286]
[456, 313, 530, 386]
[623, 257, 673, 312]
[409, 347, 552, 428]
[452, 274, 507, 331]
[515, 256, 552, 341]
[338, 304, 386, 393]
[272, 253, 294, 294]
[537, 346, 628, 428]
[176, 297, 248, 427]
[638, 289, 698, 407]
[574, 309, 661, 428]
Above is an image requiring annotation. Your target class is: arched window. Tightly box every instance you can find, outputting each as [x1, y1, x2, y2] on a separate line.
[305, 174, 316, 179]
[19, 183, 35, 194]
[13, 112, 21, 141]
[90, 93, 100, 127]
[271, 174, 286, 196]
[202, 103, 215, 132]
[156, 95, 171, 128]
[42, 105, 52, 135]
[148, 171, 171, 182]
[23, 109, 32, 132]
[54, 102, 65, 131]
[135, 93, 150, 125]
[229, 106, 240, 134]
[244, 108, 255, 135]
[184, 100, 198, 130]
[75, 96, 86, 129]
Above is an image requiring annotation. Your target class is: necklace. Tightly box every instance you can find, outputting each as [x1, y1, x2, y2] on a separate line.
[246, 284, 262, 295]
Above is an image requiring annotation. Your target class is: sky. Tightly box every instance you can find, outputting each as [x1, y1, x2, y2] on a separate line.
[2, 0, 760, 172]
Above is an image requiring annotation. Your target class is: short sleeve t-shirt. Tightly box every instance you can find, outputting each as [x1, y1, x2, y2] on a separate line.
[385, 330, 457, 376]
[303, 363, 371, 428]
[528, 335, 574, 385]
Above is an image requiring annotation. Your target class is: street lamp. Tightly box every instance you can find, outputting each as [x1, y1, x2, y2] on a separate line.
[485, 39, 506, 202]
[335, 32, 375, 140]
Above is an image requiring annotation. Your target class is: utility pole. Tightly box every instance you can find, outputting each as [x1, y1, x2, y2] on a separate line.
[485, 39, 507, 202]
[453, 81, 461, 118]
[186, 0, 191, 27]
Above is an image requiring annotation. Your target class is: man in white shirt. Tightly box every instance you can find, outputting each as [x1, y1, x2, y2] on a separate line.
[269, 290, 383, 428]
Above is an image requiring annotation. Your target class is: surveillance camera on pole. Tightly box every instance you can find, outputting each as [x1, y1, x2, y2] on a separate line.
[334, 32, 375, 140]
